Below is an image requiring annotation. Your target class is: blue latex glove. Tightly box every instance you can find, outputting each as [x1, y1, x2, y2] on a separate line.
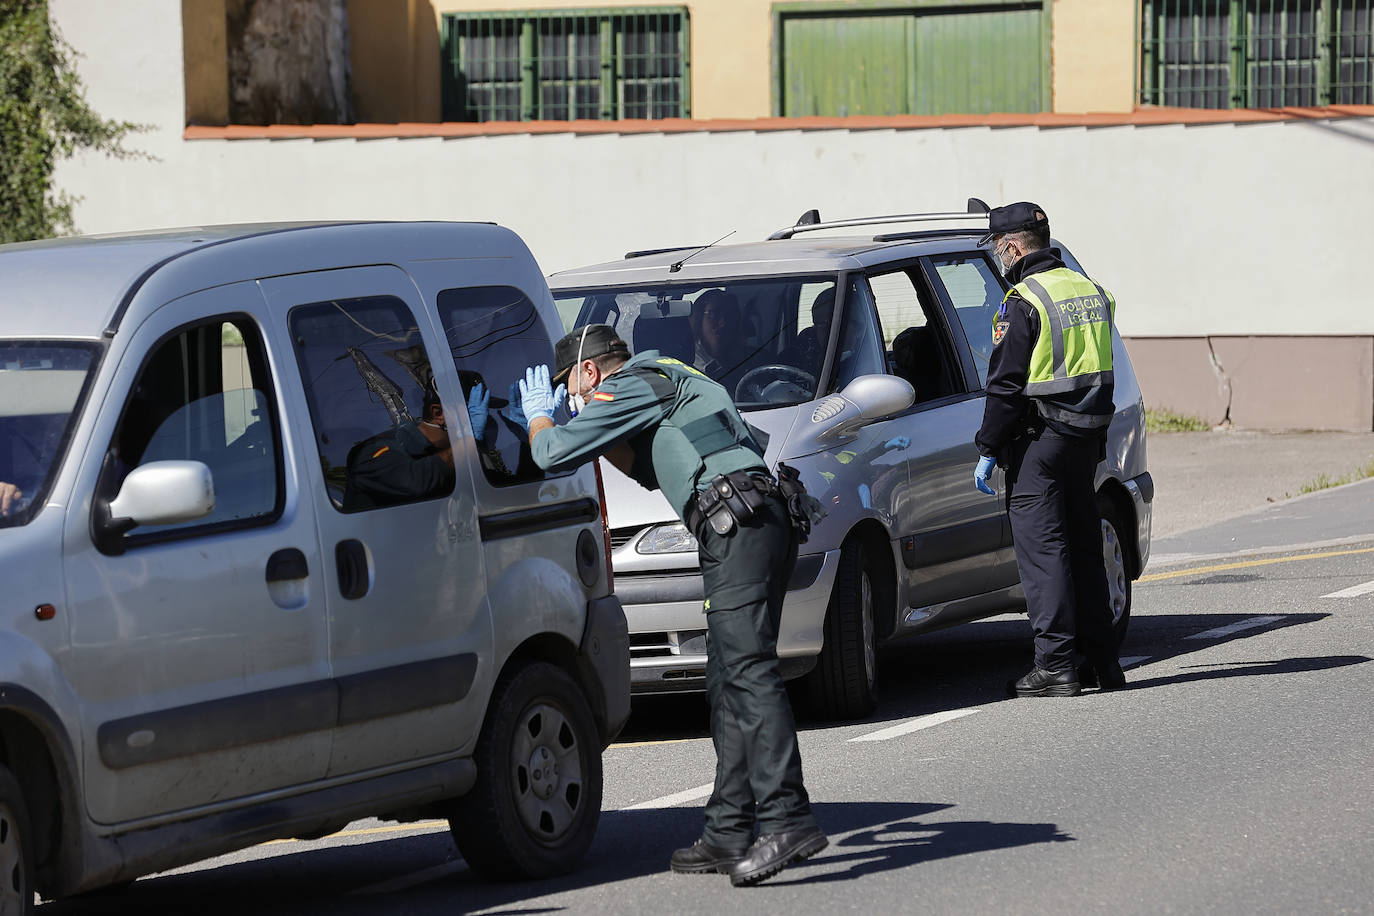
[974, 455, 997, 495]
[884, 436, 910, 450]
[466, 382, 490, 435]
[503, 381, 527, 430]
[519, 364, 558, 422]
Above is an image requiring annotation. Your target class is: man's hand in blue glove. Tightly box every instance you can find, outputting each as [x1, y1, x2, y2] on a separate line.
[519, 365, 560, 423]
[466, 382, 490, 436]
[503, 381, 528, 431]
[974, 455, 997, 495]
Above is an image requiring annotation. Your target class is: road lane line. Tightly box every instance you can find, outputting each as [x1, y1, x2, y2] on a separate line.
[1138, 546, 1374, 584]
[1120, 655, 1151, 668]
[848, 708, 980, 743]
[264, 820, 448, 846]
[624, 781, 716, 810]
[1321, 579, 1374, 598]
[1185, 615, 1284, 641]
[349, 860, 467, 896]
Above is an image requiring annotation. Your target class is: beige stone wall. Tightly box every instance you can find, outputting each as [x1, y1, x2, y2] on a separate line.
[1051, 0, 1136, 113]
[1125, 337, 1374, 431]
[350, 0, 441, 122]
[182, 0, 230, 125]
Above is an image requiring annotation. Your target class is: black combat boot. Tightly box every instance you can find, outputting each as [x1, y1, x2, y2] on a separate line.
[1009, 666, 1081, 697]
[669, 838, 748, 874]
[728, 826, 827, 886]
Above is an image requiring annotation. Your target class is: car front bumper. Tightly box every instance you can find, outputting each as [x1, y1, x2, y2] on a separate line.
[611, 549, 838, 694]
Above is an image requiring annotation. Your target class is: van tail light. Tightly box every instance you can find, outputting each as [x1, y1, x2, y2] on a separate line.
[593, 459, 615, 590]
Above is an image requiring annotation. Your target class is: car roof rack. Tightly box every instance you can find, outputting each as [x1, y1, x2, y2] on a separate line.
[768, 198, 991, 241]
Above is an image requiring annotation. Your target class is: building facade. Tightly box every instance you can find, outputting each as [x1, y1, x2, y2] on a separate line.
[47, 0, 1374, 429]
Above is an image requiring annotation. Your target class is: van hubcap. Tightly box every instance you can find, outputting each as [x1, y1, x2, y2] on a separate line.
[512, 703, 584, 842]
[1101, 519, 1128, 627]
[0, 803, 24, 915]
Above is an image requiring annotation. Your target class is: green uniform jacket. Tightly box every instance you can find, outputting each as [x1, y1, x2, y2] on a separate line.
[530, 351, 767, 520]
[342, 421, 453, 511]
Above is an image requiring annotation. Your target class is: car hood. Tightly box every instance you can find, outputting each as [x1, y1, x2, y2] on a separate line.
[598, 404, 800, 530]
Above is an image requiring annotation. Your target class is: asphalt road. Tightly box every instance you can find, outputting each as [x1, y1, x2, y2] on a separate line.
[42, 482, 1374, 916]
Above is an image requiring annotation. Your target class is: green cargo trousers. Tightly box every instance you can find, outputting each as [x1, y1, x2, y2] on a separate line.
[695, 494, 817, 847]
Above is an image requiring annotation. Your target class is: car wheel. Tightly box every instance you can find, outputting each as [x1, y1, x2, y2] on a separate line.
[0, 765, 34, 916]
[800, 538, 878, 720]
[449, 662, 603, 881]
[1099, 499, 1132, 648]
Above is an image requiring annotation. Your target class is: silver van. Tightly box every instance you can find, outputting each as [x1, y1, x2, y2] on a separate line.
[549, 206, 1153, 720]
[0, 221, 629, 907]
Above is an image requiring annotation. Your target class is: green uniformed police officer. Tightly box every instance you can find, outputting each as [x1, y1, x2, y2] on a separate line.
[972, 202, 1125, 697]
[518, 324, 826, 887]
[341, 386, 456, 511]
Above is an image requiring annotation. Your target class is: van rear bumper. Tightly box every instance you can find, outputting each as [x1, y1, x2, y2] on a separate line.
[580, 595, 631, 743]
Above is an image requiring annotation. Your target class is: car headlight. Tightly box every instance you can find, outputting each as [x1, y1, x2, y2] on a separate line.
[636, 522, 698, 554]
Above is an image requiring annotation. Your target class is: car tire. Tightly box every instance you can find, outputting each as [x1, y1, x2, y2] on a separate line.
[1099, 498, 1132, 649]
[0, 765, 35, 916]
[799, 538, 878, 720]
[449, 662, 603, 882]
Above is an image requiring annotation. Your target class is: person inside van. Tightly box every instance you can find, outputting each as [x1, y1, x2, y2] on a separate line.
[341, 381, 455, 511]
[0, 481, 21, 516]
[690, 289, 755, 394]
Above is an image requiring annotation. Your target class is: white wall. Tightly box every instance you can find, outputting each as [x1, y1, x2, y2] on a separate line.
[50, 1, 1373, 339]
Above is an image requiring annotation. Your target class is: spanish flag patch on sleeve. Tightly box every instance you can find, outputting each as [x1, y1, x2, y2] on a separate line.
[370, 445, 391, 459]
[592, 392, 615, 402]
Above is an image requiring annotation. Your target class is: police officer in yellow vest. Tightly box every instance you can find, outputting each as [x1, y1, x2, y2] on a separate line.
[518, 324, 826, 885]
[972, 202, 1127, 697]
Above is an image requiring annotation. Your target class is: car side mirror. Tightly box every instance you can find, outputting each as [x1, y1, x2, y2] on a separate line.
[93, 461, 215, 555]
[839, 374, 916, 421]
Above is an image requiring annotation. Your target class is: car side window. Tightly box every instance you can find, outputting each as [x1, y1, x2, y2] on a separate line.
[289, 296, 456, 512]
[436, 285, 563, 487]
[930, 254, 1007, 388]
[866, 268, 957, 404]
[105, 315, 282, 539]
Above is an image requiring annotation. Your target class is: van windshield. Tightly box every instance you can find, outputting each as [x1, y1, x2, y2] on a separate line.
[0, 342, 99, 527]
[553, 275, 876, 410]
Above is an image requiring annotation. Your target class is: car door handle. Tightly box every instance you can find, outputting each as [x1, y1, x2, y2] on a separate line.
[335, 539, 370, 600]
[265, 548, 309, 583]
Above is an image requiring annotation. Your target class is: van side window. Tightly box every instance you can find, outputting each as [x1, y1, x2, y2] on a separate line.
[866, 269, 958, 403]
[289, 296, 455, 512]
[930, 254, 1007, 388]
[436, 285, 560, 487]
[105, 316, 281, 539]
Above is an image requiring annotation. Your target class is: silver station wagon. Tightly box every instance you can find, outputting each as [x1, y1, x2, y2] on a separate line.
[0, 221, 628, 907]
[549, 204, 1153, 720]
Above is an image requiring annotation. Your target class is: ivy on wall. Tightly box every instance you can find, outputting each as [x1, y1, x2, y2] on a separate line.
[0, 0, 143, 243]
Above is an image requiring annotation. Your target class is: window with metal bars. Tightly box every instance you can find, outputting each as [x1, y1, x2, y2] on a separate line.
[1140, 0, 1373, 107]
[441, 7, 689, 122]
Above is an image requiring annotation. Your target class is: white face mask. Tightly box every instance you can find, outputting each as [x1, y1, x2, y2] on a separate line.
[567, 325, 592, 417]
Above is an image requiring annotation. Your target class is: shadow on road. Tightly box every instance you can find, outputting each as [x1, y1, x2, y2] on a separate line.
[43, 801, 1066, 914]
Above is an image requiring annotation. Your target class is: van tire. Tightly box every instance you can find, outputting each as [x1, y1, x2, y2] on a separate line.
[0, 765, 34, 915]
[1099, 498, 1132, 649]
[799, 539, 878, 720]
[449, 662, 602, 881]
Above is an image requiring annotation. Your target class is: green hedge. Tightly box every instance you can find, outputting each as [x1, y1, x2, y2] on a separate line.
[0, 0, 142, 242]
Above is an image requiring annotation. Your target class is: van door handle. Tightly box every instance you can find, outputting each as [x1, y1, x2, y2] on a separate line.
[335, 539, 370, 600]
[265, 548, 308, 583]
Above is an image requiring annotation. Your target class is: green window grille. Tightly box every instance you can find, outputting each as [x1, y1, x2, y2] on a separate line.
[441, 7, 689, 122]
[1140, 0, 1374, 107]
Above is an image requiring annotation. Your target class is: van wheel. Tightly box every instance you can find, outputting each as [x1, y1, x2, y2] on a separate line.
[0, 765, 34, 915]
[1099, 499, 1132, 649]
[449, 662, 602, 881]
[800, 539, 878, 720]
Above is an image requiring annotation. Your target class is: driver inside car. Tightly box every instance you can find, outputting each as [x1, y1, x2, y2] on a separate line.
[783, 287, 834, 378]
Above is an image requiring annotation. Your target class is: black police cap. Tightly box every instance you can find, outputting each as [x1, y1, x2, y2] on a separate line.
[553, 324, 631, 383]
[978, 201, 1049, 246]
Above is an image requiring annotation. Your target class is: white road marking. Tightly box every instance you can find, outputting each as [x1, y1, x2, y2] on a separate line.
[1321, 579, 1374, 598]
[848, 708, 980, 743]
[1185, 615, 1284, 640]
[1120, 655, 1151, 668]
[348, 860, 467, 895]
[623, 781, 716, 810]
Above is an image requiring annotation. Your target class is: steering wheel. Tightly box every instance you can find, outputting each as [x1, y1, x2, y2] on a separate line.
[734, 365, 817, 404]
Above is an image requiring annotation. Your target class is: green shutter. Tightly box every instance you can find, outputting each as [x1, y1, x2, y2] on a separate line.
[776, 4, 1047, 117]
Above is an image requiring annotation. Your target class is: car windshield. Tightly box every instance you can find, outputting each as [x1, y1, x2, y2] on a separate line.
[0, 342, 100, 527]
[553, 275, 841, 410]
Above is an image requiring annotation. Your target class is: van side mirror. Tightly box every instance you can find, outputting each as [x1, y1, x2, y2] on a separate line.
[93, 461, 215, 555]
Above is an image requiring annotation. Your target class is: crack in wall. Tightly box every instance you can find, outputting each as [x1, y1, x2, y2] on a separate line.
[1206, 336, 1233, 426]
